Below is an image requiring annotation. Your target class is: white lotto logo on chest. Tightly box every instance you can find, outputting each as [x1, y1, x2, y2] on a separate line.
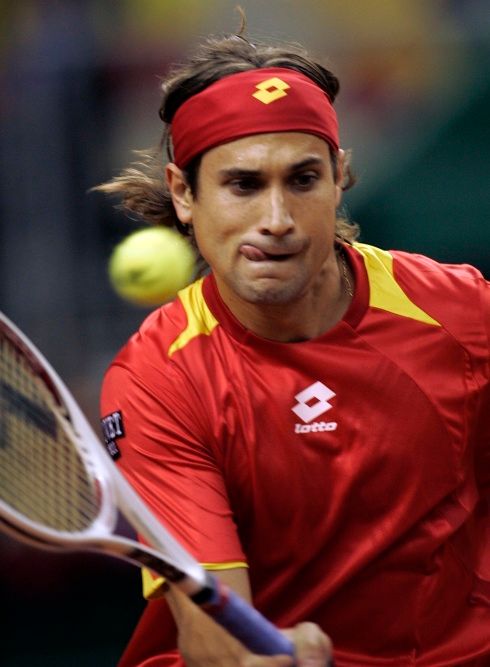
[292, 381, 338, 434]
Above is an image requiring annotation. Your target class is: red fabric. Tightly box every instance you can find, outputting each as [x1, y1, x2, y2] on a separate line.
[170, 67, 339, 168]
[101, 244, 490, 666]
[118, 598, 182, 667]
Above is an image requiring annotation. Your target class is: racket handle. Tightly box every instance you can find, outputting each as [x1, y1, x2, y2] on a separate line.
[193, 574, 294, 656]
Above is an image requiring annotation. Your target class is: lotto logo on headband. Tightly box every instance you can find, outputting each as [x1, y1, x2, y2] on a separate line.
[252, 77, 291, 105]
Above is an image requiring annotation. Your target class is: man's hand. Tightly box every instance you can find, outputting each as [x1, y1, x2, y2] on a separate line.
[170, 588, 333, 667]
[175, 609, 333, 667]
[243, 622, 333, 667]
[166, 569, 333, 666]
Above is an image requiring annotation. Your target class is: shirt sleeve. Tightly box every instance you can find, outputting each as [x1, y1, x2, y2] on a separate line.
[476, 279, 490, 489]
[100, 362, 247, 575]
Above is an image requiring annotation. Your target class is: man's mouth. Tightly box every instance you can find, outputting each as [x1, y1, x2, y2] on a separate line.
[239, 244, 297, 262]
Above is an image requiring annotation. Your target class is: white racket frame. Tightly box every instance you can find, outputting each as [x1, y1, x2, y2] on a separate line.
[0, 312, 299, 658]
[0, 311, 206, 593]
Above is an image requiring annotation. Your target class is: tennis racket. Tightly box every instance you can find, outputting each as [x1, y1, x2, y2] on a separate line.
[0, 310, 293, 658]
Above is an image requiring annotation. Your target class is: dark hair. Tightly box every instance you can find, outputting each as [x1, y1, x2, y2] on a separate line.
[96, 33, 359, 246]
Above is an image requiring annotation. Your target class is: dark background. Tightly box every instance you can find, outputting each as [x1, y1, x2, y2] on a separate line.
[1, 1, 489, 664]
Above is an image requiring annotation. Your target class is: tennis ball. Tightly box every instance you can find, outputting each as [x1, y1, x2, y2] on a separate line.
[108, 227, 195, 306]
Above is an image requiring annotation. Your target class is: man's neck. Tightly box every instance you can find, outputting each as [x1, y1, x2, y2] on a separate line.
[216, 252, 354, 342]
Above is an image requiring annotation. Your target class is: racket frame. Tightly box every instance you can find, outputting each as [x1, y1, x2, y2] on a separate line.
[0, 311, 295, 656]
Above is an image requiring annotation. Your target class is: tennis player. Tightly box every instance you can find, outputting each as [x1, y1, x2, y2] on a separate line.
[99, 31, 490, 667]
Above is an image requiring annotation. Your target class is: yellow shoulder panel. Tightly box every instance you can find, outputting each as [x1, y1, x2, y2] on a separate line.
[168, 278, 219, 357]
[354, 243, 440, 326]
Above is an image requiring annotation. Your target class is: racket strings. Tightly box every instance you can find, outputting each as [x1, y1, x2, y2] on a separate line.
[0, 334, 100, 533]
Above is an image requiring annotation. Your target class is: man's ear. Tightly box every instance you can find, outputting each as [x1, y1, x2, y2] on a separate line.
[165, 163, 193, 224]
[335, 149, 345, 207]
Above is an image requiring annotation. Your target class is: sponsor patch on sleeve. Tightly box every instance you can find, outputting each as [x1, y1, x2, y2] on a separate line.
[100, 410, 125, 460]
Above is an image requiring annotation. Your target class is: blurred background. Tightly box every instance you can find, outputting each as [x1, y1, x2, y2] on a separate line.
[1, 0, 489, 664]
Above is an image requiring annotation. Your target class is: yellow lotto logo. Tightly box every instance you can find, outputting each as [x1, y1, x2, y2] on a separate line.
[252, 77, 290, 104]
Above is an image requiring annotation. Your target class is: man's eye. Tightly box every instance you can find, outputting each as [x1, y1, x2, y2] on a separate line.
[292, 173, 318, 189]
[230, 178, 260, 194]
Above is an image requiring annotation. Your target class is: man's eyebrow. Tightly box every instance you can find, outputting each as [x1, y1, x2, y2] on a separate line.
[218, 156, 325, 179]
[218, 167, 261, 178]
[289, 156, 325, 171]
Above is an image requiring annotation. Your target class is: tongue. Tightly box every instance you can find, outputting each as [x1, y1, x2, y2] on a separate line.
[240, 244, 269, 261]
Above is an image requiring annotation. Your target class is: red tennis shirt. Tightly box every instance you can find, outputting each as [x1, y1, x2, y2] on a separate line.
[101, 243, 490, 666]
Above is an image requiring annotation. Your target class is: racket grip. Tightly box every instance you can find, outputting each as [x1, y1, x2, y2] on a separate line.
[194, 574, 294, 656]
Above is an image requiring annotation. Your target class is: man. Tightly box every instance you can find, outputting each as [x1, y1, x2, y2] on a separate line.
[99, 32, 490, 667]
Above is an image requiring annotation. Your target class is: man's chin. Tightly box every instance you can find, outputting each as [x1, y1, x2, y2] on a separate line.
[238, 280, 306, 306]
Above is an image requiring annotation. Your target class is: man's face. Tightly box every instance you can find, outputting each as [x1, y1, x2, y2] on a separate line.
[172, 132, 342, 308]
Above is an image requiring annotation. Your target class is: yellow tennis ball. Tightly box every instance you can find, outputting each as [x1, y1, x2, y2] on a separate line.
[108, 227, 195, 306]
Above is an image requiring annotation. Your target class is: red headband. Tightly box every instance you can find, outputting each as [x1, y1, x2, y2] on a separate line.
[170, 67, 339, 168]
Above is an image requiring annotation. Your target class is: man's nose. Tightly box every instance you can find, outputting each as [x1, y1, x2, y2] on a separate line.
[259, 187, 294, 236]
